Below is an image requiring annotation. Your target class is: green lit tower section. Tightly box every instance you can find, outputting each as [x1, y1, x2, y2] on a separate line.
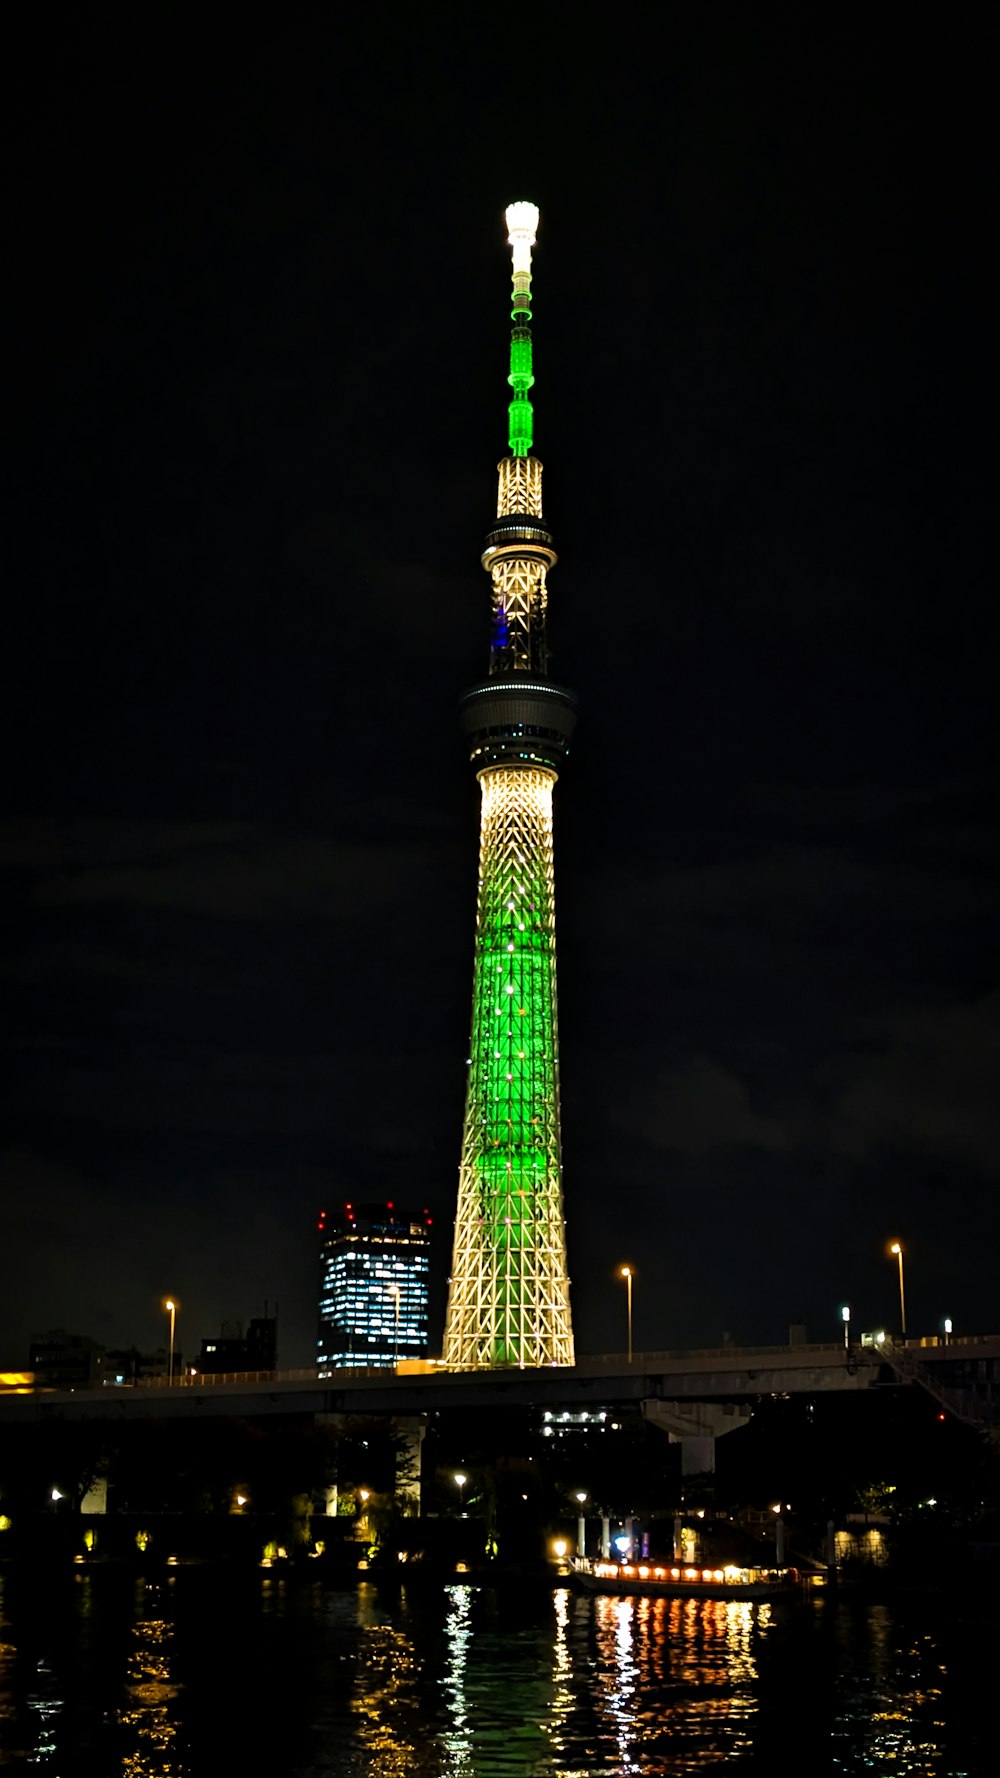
[442, 202, 577, 1369]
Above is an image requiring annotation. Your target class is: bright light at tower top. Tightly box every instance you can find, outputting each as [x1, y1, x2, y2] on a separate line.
[506, 200, 539, 272]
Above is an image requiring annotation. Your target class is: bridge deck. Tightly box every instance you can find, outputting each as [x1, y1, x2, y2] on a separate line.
[3, 1337, 996, 1423]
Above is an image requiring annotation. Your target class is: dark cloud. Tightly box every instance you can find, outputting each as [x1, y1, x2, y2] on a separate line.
[827, 995, 1000, 1175]
[620, 1056, 794, 1156]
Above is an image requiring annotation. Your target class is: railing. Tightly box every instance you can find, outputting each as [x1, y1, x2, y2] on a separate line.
[120, 1367, 387, 1390]
[885, 1348, 1000, 1427]
[25, 1335, 1000, 1396]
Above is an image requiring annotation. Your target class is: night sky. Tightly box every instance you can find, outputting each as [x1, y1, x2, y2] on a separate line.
[3, 12, 995, 1369]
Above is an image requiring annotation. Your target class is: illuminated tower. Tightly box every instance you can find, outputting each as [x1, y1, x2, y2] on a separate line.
[442, 203, 576, 1368]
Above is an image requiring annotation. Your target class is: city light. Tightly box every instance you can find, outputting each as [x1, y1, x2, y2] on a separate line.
[164, 1298, 177, 1385]
[619, 1266, 634, 1363]
[889, 1242, 907, 1336]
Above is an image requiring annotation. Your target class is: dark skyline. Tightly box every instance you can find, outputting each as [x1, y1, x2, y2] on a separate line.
[3, 13, 995, 1368]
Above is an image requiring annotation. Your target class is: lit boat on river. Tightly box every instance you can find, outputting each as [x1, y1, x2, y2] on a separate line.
[569, 1557, 801, 1600]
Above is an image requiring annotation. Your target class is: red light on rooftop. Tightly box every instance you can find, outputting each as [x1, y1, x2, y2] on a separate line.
[387, 1202, 394, 1210]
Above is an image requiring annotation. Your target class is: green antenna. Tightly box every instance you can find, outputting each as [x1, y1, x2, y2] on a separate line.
[505, 202, 538, 457]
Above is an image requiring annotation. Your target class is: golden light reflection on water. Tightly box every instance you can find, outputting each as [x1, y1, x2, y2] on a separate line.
[118, 1587, 184, 1777]
[833, 1606, 954, 1774]
[591, 1593, 769, 1769]
[350, 1582, 423, 1776]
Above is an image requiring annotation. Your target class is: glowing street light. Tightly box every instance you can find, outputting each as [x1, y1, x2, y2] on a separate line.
[454, 1471, 467, 1514]
[164, 1298, 177, 1385]
[888, 1243, 907, 1337]
[841, 1305, 851, 1350]
[574, 1490, 588, 1559]
[619, 1266, 634, 1363]
[943, 1317, 953, 1344]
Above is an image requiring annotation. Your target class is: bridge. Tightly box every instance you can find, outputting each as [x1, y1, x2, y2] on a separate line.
[4, 1335, 997, 1474]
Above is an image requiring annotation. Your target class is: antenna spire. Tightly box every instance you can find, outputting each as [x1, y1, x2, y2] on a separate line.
[505, 201, 538, 457]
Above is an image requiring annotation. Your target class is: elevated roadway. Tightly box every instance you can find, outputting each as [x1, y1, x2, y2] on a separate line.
[4, 1335, 995, 1424]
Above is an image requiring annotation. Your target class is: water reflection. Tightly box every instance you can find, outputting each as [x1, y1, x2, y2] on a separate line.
[0, 1574, 16, 1732]
[831, 1603, 957, 1775]
[26, 1654, 62, 1766]
[441, 1584, 475, 1773]
[546, 1587, 574, 1757]
[0, 1571, 989, 1774]
[350, 1581, 422, 1776]
[590, 1594, 768, 1770]
[118, 1583, 183, 1777]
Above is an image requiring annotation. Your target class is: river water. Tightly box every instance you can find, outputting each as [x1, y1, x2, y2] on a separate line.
[0, 1567, 991, 1774]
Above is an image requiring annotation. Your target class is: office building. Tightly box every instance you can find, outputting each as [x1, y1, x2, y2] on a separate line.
[317, 1202, 431, 1372]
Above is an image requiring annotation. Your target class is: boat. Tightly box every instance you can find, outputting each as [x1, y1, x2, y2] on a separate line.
[569, 1556, 804, 1600]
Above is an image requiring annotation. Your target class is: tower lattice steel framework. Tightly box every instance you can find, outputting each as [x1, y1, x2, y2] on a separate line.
[442, 203, 576, 1368]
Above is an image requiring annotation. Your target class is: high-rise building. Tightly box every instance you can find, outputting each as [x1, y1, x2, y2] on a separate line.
[316, 1203, 431, 1372]
[442, 204, 576, 1370]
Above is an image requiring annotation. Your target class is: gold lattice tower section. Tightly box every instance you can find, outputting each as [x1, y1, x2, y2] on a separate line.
[498, 456, 543, 517]
[442, 767, 574, 1367]
[484, 456, 552, 674]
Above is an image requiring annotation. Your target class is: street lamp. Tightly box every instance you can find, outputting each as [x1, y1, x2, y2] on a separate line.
[454, 1471, 467, 1514]
[841, 1305, 851, 1350]
[164, 1298, 177, 1385]
[888, 1243, 907, 1337]
[387, 1283, 401, 1366]
[574, 1491, 588, 1560]
[619, 1266, 634, 1363]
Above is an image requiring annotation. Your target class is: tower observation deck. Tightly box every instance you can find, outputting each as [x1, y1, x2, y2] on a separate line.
[442, 204, 576, 1369]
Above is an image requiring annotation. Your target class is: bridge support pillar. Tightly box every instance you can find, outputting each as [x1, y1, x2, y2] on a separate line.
[642, 1399, 751, 1475]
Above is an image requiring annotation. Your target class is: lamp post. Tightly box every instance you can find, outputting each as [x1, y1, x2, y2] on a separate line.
[841, 1305, 851, 1350]
[164, 1298, 177, 1385]
[388, 1283, 401, 1367]
[574, 1490, 587, 1560]
[454, 1472, 467, 1515]
[889, 1243, 907, 1337]
[943, 1317, 952, 1345]
[619, 1266, 634, 1363]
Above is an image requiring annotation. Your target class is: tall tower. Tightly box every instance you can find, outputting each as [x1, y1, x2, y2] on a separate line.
[442, 203, 576, 1369]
